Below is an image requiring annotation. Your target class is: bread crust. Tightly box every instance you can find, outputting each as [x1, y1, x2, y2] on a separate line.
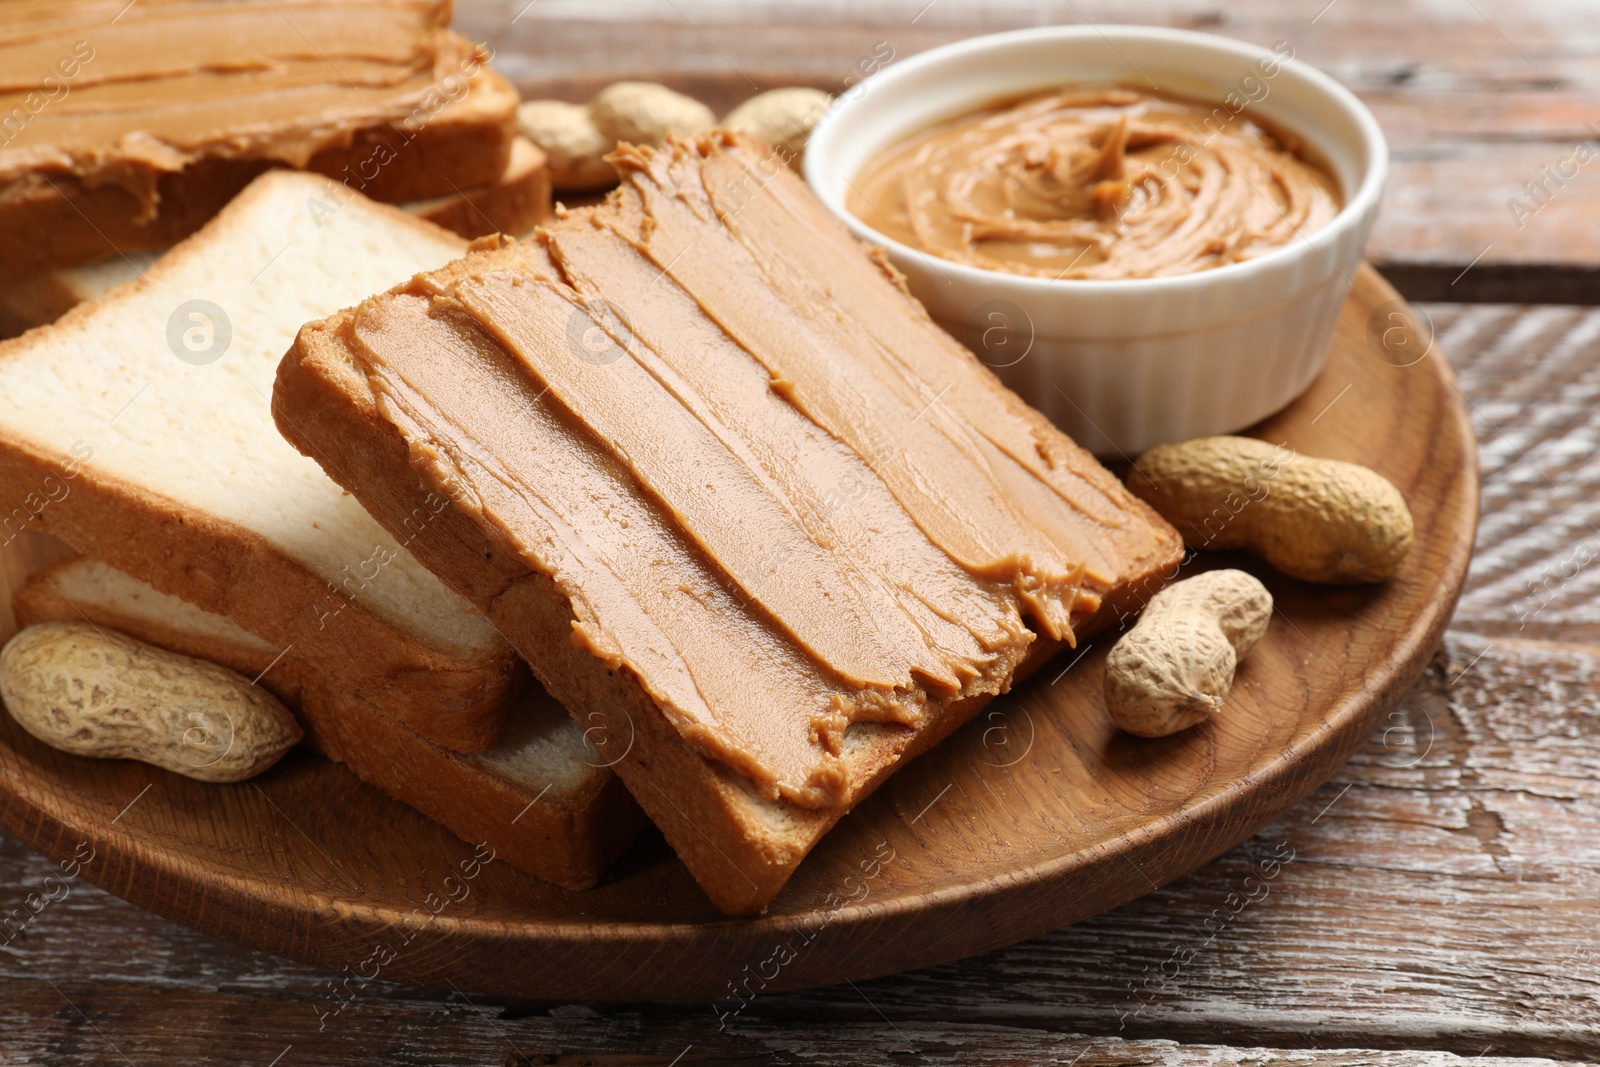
[0, 172, 521, 752]
[0, 68, 518, 280]
[409, 139, 553, 240]
[0, 272, 80, 340]
[13, 558, 646, 889]
[0, 140, 550, 342]
[0, 429, 513, 750]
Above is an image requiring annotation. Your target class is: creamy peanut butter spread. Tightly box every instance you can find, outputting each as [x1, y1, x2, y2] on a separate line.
[848, 86, 1342, 280]
[0, 0, 492, 214]
[336, 133, 1182, 805]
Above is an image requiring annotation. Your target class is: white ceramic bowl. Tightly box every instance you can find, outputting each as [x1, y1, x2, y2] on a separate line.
[804, 25, 1387, 456]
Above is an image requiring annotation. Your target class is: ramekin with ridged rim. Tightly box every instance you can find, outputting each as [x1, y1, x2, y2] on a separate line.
[803, 25, 1388, 456]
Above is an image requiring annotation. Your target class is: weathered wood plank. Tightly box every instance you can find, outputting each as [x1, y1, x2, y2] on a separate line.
[458, 0, 1600, 300]
[3, 0, 1599, 1055]
[746, 635, 1600, 1061]
[1, 1001, 1595, 1067]
[1430, 303, 1600, 643]
[2, 636, 1596, 1061]
[1, 288, 1596, 1057]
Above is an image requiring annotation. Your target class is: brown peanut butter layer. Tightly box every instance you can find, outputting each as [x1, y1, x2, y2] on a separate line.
[0, 0, 516, 274]
[295, 132, 1181, 807]
[608, 137, 1180, 639]
[2, 0, 486, 191]
[345, 262, 1031, 808]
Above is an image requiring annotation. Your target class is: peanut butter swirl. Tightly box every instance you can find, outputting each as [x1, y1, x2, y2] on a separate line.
[333, 133, 1182, 804]
[849, 86, 1342, 280]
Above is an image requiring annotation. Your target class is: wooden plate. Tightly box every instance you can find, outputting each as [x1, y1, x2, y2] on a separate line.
[0, 265, 1475, 1001]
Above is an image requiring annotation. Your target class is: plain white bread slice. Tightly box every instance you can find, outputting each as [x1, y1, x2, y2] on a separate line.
[0, 170, 519, 751]
[12, 557, 645, 888]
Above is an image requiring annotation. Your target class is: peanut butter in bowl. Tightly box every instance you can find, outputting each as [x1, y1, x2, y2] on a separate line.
[846, 85, 1342, 281]
[804, 25, 1389, 453]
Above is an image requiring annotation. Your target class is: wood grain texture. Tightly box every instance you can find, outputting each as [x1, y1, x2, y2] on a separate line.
[1, 639, 1595, 1062]
[461, 0, 1600, 302]
[0, 266, 1477, 1003]
[0, 989, 1593, 1067]
[2, 2, 1594, 1060]
[1432, 303, 1600, 644]
[7, 292, 1591, 1062]
[758, 635, 1600, 1059]
[0, 290, 1577, 1063]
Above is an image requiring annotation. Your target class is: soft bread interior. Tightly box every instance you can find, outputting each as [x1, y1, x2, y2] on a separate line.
[0, 170, 520, 749]
[0, 176, 483, 649]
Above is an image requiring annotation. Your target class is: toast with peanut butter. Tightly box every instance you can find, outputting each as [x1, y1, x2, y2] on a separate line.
[275, 132, 1184, 914]
[0, 0, 519, 279]
[0, 169, 520, 751]
[13, 557, 645, 889]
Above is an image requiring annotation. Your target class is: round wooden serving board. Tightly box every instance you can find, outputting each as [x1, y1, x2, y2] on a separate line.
[0, 265, 1475, 1001]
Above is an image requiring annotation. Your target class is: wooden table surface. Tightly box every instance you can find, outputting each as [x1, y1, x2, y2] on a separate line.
[4, 1, 1598, 1063]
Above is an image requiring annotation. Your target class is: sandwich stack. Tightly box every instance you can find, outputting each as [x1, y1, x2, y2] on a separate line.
[0, 4, 1184, 916]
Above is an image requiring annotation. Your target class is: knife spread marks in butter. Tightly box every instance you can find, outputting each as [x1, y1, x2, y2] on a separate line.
[339, 132, 1183, 806]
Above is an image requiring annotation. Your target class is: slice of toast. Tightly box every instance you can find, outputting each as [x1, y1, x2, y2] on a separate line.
[13, 557, 645, 889]
[275, 133, 1184, 913]
[405, 137, 554, 241]
[0, 169, 520, 752]
[0, 138, 553, 340]
[0, 1, 518, 278]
